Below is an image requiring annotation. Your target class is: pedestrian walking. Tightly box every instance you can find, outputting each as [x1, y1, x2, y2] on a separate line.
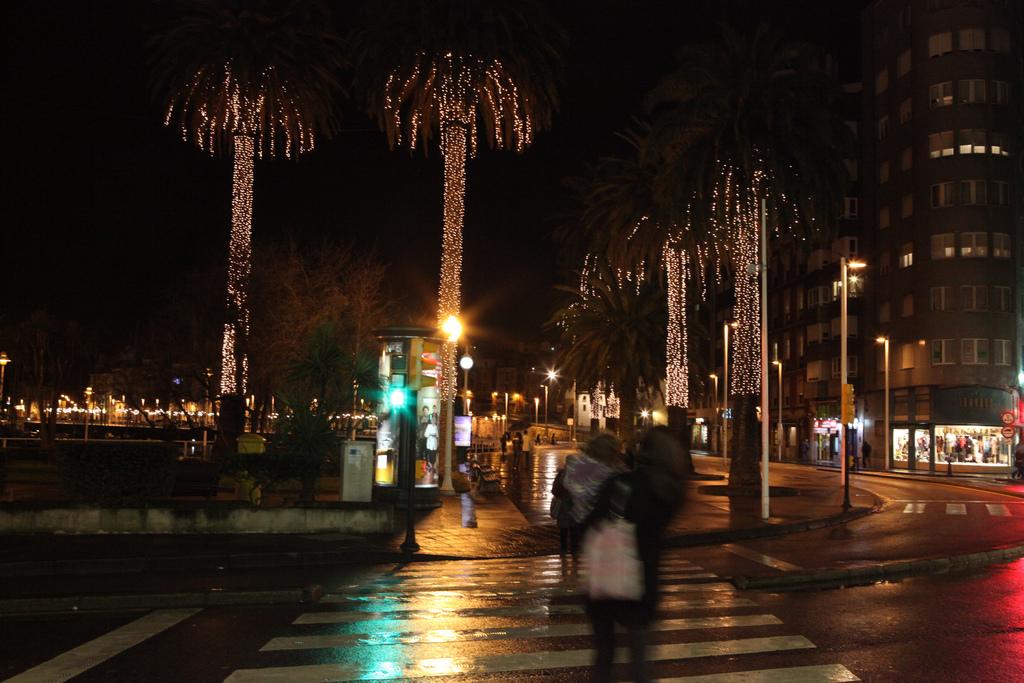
[800, 438, 810, 463]
[1014, 439, 1024, 480]
[499, 433, 508, 457]
[582, 426, 684, 683]
[550, 465, 576, 556]
[563, 432, 624, 526]
[861, 440, 872, 470]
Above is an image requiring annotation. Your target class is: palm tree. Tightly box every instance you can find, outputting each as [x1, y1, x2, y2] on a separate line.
[648, 24, 852, 490]
[551, 262, 666, 446]
[571, 127, 713, 474]
[151, 0, 345, 416]
[350, 0, 564, 423]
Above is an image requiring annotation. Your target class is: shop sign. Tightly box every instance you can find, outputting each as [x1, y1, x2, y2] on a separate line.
[814, 418, 841, 434]
[933, 387, 1013, 424]
[1001, 425, 1015, 439]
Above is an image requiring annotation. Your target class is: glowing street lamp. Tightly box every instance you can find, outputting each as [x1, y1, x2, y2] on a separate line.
[0, 352, 10, 421]
[84, 386, 94, 443]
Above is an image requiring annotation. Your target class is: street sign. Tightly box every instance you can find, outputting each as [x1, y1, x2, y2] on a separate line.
[1001, 425, 1015, 439]
[1000, 410, 1015, 426]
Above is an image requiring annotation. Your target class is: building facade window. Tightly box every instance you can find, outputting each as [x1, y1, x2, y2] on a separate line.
[930, 233, 955, 259]
[806, 360, 824, 383]
[960, 232, 988, 257]
[879, 161, 890, 183]
[876, 67, 889, 94]
[958, 28, 985, 51]
[990, 181, 1009, 206]
[879, 206, 891, 228]
[880, 250, 891, 275]
[900, 193, 913, 217]
[900, 343, 916, 369]
[993, 286, 1011, 312]
[901, 293, 914, 316]
[928, 31, 953, 57]
[930, 286, 954, 311]
[994, 339, 1011, 365]
[993, 80, 1008, 105]
[929, 82, 953, 108]
[960, 284, 988, 310]
[898, 98, 913, 123]
[958, 129, 986, 154]
[899, 243, 914, 268]
[931, 339, 954, 365]
[897, 48, 912, 77]
[990, 132, 1008, 156]
[877, 115, 889, 140]
[960, 179, 987, 205]
[991, 28, 1010, 54]
[993, 233, 1011, 258]
[930, 182, 956, 207]
[843, 197, 859, 218]
[901, 146, 913, 170]
[961, 338, 989, 365]
[958, 79, 986, 103]
[831, 356, 859, 378]
[928, 130, 954, 157]
[879, 301, 891, 323]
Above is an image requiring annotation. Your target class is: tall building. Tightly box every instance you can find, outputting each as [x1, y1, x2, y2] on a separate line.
[861, 0, 1023, 472]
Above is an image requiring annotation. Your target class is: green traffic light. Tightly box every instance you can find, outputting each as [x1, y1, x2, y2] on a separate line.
[389, 388, 406, 408]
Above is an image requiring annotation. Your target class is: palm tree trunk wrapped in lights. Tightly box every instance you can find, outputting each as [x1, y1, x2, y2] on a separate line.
[151, 1, 346, 451]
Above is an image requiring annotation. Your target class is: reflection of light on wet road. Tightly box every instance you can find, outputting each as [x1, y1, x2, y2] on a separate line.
[474, 446, 578, 523]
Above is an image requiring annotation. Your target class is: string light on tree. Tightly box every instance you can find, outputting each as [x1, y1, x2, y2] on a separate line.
[664, 243, 689, 408]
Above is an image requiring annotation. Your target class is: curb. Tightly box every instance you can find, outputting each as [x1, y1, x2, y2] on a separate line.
[733, 542, 1024, 591]
[666, 505, 877, 549]
[0, 584, 324, 616]
[813, 466, 1024, 500]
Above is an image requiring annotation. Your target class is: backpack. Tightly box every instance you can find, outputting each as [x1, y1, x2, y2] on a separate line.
[581, 477, 644, 601]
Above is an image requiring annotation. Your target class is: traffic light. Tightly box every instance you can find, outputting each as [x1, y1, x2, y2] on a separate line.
[841, 383, 855, 424]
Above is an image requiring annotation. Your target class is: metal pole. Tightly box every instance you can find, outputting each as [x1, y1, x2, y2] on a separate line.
[723, 323, 729, 465]
[840, 257, 851, 510]
[400, 388, 420, 554]
[778, 360, 783, 461]
[883, 338, 890, 472]
[571, 379, 577, 444]
[544, 384, 549, 434]
[760, 198, 770, 520]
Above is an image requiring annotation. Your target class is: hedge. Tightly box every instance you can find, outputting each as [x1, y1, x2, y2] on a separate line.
[57, 443, 178, 505]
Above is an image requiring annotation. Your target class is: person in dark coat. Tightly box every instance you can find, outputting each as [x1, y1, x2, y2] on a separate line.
[861, 440, 872, 469]
[583, 427, 684, 683]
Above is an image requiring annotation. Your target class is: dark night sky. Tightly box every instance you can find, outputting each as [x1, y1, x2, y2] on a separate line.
[3, 1, 867, 351]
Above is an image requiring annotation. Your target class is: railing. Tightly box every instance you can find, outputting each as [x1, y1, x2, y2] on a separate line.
[0, 436, 212, 459]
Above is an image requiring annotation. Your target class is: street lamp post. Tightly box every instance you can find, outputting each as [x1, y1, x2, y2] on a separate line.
[709, 373, 718, 452]
[440, 315, 463, 495]
[722, 321, 737, 464]
[840, 257, 865, 510]
[0, 352, 10, 421]
[544, 370, 557, 438]
[876, 336, 890, 472]
[534, 396, 539, 424]
[759, 198, 770, 521]
[773, 358, 783, 461]
[84, 386, 93, 443]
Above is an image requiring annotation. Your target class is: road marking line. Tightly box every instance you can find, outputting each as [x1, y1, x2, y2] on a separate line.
[986, 504, 1012, 517]
[657, 663, 861, 682]
[294, 595, 756, 624]
[391, 558, 699, 575]
[322, 581, 735, 602]
[225, 635, 815, 681]
[945, 503, 967, 515]
[891, 499, 1024, 504]
[349, 570, 715, 591]
[722, 544, 804, 572]
[262, 614, 782, 650]
[3, 608, 200, 683]
[902, 503, 926, 513]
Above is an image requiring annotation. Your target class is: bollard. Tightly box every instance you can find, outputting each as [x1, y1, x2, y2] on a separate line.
[946, 458, 953, 477]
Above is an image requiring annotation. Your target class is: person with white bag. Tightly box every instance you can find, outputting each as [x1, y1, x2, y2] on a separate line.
[582, 427, 684, 683]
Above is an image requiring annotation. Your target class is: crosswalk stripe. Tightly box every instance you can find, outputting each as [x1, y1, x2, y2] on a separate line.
[946, 503, 966, 515]
[321, 581, 735, 603]
[294, 595, 757, 624]
[657, 663, 860, 682]
[4, 608, 200, 683]
[262, 614, 782, 650]
[722, 544, 803, 572]
[389, 557, 699, 576]
[225, 635, 815, 682]
[902, 503, 925, 513]
[348, 569, 716, 591]
[986, 504, 1011, 517]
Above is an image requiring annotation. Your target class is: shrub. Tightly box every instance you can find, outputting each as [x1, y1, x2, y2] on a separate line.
[221, 450, 305, 498]
[57, 443, 178, 505]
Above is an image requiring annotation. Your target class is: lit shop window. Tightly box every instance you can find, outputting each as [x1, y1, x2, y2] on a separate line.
[935, 425, 1011, 466]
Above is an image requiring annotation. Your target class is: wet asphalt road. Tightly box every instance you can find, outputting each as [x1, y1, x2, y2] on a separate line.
[2, 552, 1021, 682]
